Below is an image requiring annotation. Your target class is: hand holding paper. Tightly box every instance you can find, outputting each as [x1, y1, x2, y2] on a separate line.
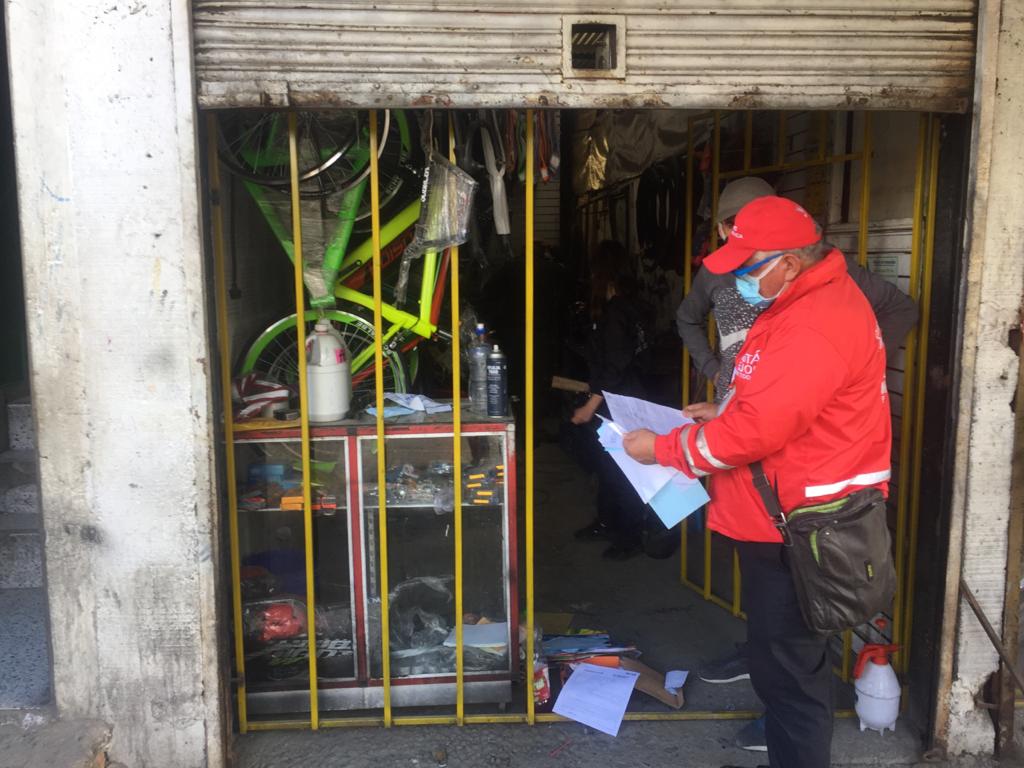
[599, 392, 710, 528]
[622, 429, 657, 464]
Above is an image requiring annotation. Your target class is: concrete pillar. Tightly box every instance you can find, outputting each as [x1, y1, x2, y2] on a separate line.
[937, 0, 1024, 755]
[5, 1, 224, 766]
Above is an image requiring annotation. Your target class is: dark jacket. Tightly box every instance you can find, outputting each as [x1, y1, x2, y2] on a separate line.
[586, 295, 650, 401]
[676, 256, 918, 402]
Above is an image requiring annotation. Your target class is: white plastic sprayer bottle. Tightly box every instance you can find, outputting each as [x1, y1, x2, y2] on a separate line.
[853, 644, 900, 733]
[306, 319, 351, 423]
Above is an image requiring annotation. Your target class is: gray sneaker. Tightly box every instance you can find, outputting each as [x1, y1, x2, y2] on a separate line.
[698, 644, 751, 684]
[735, 716, 768, 752]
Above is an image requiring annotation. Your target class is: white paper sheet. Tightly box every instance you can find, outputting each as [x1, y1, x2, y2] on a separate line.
[384, 392, 452, 414]
[603, 391, 690, 434]
[664, 670, 689, 694]
[597, 392, 710, 525]
[442, 622, 508, 648]
[552, 663, 640, 737]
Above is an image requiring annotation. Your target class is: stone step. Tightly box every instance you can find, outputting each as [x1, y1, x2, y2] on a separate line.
[0, 533, 43, 589]
[0, 588, 51, 709]
[7, 399, 33, 452]
[1, 484, 39, 516]
[0, 514, 40, 533]
[0, 451, 38, 490]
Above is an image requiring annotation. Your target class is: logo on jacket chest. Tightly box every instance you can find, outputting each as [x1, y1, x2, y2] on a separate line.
[733, 348, 761, 382]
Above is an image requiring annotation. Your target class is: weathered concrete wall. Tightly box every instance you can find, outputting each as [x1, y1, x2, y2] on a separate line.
[5, 1, 225, 766]
[938, 0, 1024, 755]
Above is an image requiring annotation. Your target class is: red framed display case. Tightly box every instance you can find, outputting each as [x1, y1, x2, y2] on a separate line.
[232, 409, 518, 717]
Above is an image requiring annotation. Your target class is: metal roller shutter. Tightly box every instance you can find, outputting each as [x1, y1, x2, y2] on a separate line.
[192, 1, 976, 112]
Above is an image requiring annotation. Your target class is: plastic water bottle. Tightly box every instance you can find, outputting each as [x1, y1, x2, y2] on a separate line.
[306, 319, 351, 423]
[853, 644, 900, 733]
[486, 344, 508, 417]
[468, 323, 489, 414]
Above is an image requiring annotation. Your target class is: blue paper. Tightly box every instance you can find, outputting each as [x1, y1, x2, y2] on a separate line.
[542, 634, 611, 654]
[649, 477, 710, 529]
[366, 405, 416, 418]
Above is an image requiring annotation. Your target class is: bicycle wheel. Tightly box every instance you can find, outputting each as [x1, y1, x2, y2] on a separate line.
[240, 310, 408, 412]
[218, 111, 393, 199]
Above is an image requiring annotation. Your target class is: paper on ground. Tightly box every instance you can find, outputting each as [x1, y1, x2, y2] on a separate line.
[664, 670, 689, 693]
[552, 662, 639, 737]
[443, 621, 508, 648]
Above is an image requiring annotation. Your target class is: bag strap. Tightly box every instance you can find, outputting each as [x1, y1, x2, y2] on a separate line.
[750, 460, 792, 546]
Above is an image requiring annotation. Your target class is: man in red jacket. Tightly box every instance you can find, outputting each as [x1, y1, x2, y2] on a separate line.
[624, 196, 892, 768]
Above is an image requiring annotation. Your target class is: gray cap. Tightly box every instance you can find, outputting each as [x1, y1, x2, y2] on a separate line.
[717, 177, 776, 222]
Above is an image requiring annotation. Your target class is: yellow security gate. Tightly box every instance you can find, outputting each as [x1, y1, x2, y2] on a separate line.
[207, 107, 943, 731]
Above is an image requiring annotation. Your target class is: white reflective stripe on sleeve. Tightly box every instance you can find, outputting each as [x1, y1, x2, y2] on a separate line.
[679, 425, 709, 478]
[804, 469, 892, 499]
[696, 426, 734, 471]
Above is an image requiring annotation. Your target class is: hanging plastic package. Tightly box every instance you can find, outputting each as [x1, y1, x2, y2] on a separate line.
[394, 153, 478, 304]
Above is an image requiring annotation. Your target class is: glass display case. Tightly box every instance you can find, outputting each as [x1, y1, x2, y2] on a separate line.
[232, 409, 517, 717]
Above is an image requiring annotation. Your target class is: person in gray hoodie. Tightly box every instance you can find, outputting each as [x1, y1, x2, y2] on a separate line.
[677, 176, 918, 753]
[678, 177, 919, 404]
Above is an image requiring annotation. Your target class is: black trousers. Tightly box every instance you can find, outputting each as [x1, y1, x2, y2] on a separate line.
[570, 419, 645, 547]
[735, 540, 833, 768]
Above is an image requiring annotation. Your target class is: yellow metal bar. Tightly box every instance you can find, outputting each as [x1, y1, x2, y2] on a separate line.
[465, 714, 532, 725]
[708, 111, 721, 403]
[394, 716, 460, 727]
[857, 113, 873, 267]
[718, 152, 861, 181]
[449, 117, 466, 725]
[368, 110, 394, 726]
[681, 115, 695, 583]
[525, 109, 537, 725]
[902, 116, 941, 674]
[743, 111, 753, 171]
[841, 629, 852, 682]
[892, 115, 928, 668]
[206, 115, 249, 733]
[246, 720, 314, 731]
[731, 548, 742, 617]
[320, 717, 386, 728]
[682, 115, 695, 409]
[288, 113, 320, 729]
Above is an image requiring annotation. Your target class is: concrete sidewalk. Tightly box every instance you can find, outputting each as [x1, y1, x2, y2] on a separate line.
[234, 717, 936, 768]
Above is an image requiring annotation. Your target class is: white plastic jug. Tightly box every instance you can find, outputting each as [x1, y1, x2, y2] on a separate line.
[854, 644, 900, 733]
[306, 319, 351, 423]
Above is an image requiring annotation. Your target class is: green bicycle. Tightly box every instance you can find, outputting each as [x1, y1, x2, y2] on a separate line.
[218, 110, 453, 407]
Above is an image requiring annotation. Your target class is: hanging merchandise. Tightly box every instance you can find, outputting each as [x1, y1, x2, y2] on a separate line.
[306, 319, 351, 423]
[486, 344, 508, 417]
[480, 124, 510, 235]
[853, 644, 901, 733]
[468, 323, 489, 414]
[394, 152, 479, 304]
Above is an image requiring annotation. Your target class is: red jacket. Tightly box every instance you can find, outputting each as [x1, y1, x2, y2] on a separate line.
[655, 250, 892, 542]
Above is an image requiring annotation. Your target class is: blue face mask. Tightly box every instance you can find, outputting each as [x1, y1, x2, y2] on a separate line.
[735, 254, 785, 308]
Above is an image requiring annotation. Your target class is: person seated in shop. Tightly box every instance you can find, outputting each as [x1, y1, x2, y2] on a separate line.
[569, 240, 653, 560]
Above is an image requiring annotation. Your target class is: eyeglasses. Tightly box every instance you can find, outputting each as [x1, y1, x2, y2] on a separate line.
[733, 252, 784, 277]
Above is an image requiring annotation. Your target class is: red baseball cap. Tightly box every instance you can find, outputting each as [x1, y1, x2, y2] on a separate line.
[703, 196, 820, 274]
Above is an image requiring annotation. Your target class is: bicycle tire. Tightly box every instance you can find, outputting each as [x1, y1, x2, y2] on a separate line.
[218, 111, 395, 200]
[240, 310, 408, 412]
